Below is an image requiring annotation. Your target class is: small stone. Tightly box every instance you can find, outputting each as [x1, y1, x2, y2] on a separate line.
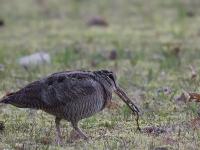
[18, 52, 51, 69]
[0, 64, 4, 71]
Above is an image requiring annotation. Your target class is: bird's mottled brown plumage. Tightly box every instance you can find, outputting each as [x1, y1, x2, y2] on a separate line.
[0, 70, 140, 144]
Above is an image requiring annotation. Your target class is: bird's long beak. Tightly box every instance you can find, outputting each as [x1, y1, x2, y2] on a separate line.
[114, 86, 141, 131]
[115, 86, 140, 113]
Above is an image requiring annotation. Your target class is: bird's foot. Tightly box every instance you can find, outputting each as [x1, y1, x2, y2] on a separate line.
[68, 129, 88, 142]
[76, 130, 88, 140]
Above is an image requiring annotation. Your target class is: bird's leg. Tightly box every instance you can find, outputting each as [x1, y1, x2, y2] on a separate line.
[71, 122, 88, 140]
[55, 117, 62, 145]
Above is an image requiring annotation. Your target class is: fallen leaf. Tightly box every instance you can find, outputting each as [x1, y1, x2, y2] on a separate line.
[109, 49, 117, 60]
[188, 92, 200, 102]
[87, 16, 108, 27]
[40, 136, 52, 145]
[186, 11, 195, 17]
[154, 146, 169, 150]
[0, 121, 5, 131]
[171, 47, 180, 57]
[175, 92, 189, 103]
[157, 87, 172, 95]
[0, 19, 4, 27]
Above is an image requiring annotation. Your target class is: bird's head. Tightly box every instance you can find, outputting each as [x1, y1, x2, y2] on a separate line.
[94, 69, 141, 130]
[94, 70, 118, 92]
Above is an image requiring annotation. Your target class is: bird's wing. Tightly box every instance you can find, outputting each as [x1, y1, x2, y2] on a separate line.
[41, 72, 100, 106]
[1, 71, 102, 108]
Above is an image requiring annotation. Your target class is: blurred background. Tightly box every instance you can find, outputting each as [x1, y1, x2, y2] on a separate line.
[0, 0, 200, 84]
[0, 0, 200, 149]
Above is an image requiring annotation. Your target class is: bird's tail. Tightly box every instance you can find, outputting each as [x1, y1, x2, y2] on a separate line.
[1, 81, 43, 108]
[0, 92, 28, 108]
[0, 92, 16, 104]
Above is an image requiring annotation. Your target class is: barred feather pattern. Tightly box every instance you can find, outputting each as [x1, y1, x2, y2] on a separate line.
[0, 70, 113, 123]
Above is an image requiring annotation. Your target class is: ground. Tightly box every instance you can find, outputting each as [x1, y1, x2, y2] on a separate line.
[0, 0, 200, 149]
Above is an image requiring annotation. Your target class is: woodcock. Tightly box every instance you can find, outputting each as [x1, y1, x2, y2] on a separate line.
[0, 70, 140, 144]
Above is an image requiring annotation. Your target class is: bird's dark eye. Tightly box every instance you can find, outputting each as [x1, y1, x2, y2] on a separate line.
[108, 74, 115, 81]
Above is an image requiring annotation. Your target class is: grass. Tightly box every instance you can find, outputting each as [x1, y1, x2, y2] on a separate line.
[0, 0, 200, 149]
